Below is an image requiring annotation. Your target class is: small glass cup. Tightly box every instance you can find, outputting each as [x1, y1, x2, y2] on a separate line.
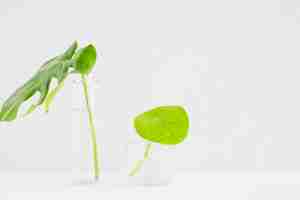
[70, 75, 100, 182]
[125, 140, 177, 186]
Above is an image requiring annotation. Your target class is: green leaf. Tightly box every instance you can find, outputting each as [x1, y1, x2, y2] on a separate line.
[73, 44, 97, 75]
[134, 106, 189, 145]
[0, 42, 77, 121]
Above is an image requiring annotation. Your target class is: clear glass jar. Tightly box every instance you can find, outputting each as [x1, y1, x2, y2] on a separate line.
[70, 74, 100, 182]
[125, 140, 177, 186]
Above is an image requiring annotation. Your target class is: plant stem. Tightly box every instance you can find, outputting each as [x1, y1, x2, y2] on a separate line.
[44, 77, 66, 113]
[129, 143, 152, 176]
[81, 74, 100, 180]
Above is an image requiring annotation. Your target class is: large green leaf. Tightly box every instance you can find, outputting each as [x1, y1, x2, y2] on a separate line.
[134, 106, 189, 145]
[0, 42, 78, 121]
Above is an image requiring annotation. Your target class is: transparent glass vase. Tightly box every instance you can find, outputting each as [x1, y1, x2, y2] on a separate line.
[70, 74, 101, 183]
[125, 140, 177, 186]
[70, 74, 130, 187]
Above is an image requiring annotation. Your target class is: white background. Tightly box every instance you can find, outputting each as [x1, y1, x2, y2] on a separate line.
[1, 0, 300, 198]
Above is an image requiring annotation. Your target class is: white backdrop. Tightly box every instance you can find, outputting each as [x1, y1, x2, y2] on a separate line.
[0, 0, 300, 172]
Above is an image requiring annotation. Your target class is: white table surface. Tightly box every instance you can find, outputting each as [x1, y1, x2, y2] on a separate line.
[1, 171, 300, 200]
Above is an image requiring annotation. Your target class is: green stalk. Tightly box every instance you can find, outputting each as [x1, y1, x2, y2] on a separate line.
[44, 77, 67, 113]
[81, 74, 100, 180]
[129, 143, 152, 176]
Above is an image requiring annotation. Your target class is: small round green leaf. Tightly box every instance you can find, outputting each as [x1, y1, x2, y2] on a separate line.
[73, 44, 97, 75]
[134, 106, 189, 145]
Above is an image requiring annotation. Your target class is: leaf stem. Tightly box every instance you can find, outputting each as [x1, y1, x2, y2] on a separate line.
[81, 74, 100, 180]
[44, 77, 66, 113]
[129, 143, 152, 176]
